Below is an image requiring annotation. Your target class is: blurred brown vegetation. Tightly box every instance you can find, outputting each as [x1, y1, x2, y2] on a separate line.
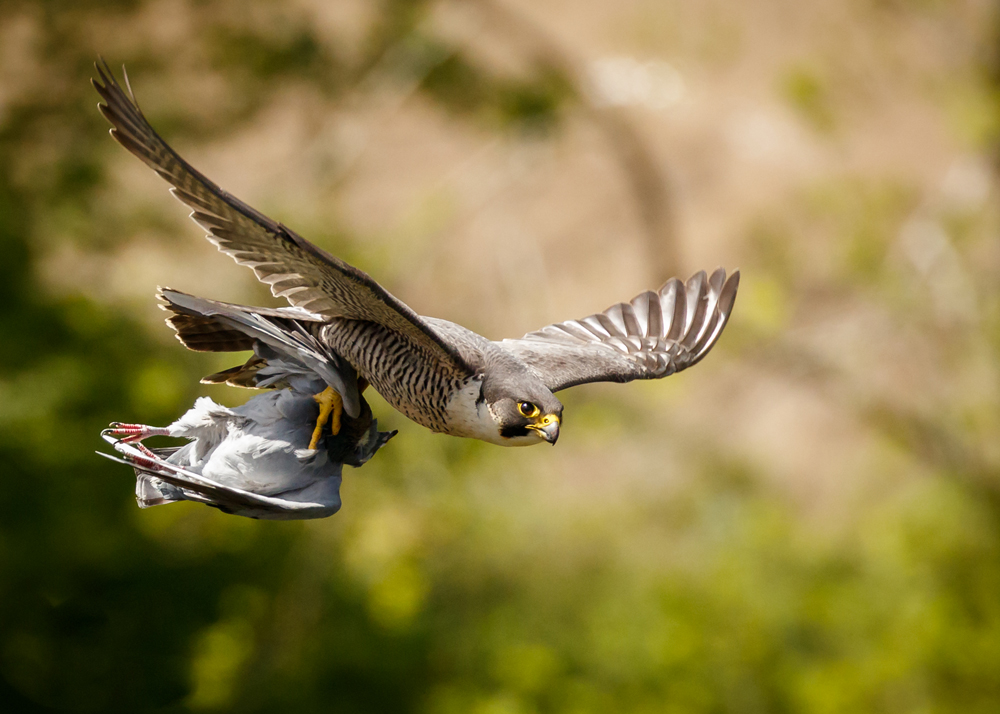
[1, 0, 999, 712]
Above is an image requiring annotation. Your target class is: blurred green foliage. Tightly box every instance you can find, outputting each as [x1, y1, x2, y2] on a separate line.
[1, 2, 999, 713]
[420, 49, 569, 132]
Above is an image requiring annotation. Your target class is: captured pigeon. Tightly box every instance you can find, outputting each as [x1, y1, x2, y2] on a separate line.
[101, 294, 396, 519]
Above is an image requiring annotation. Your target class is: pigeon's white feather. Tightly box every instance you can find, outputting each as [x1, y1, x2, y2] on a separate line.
[108, 377, 394, 520]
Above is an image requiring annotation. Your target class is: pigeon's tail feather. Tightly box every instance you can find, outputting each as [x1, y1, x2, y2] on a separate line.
[133, 446, 192, 507]
[151, 446, 182, 458]
[135, 474, 183, 508]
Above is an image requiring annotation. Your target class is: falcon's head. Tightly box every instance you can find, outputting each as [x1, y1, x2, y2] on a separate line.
[481, 365, 563, 445]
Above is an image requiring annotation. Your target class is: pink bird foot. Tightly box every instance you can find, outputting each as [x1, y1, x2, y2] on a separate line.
[101, 422, 171, 444]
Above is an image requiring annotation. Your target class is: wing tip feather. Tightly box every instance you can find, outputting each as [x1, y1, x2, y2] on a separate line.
[508, 267, 741, 389]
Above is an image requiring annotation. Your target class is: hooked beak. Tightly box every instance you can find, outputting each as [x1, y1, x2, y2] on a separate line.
[528, 414, 560, 445]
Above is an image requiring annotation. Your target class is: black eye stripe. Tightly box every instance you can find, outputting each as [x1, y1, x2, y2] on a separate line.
[500, 425, 531, 439]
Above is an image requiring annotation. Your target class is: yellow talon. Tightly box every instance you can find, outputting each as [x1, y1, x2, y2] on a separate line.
[308, 386, 343, 450]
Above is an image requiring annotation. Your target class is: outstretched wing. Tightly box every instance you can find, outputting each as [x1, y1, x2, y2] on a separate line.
[500, 269, 739, 392]
[92, 59, 474, 378]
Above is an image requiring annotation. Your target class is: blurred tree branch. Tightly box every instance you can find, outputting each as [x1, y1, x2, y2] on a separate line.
[459, 0, 682, 278]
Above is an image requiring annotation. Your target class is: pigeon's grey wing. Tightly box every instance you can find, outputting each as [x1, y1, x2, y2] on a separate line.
[102, 438, 340, 520]
[92, 60, 474, 379]
[500, 269, 739, 392]
[159, 288, 361, 416]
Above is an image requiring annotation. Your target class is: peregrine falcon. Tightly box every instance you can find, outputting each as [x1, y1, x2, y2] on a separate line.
[93, 60, 739, 448]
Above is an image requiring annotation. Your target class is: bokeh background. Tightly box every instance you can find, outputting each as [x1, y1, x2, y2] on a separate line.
[2, 0, 999, 711]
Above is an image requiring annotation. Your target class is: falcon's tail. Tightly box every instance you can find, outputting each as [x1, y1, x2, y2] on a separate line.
[157, 288, 362, 417]
[157, 291, 294, 387]
[160, 288, 322, 353]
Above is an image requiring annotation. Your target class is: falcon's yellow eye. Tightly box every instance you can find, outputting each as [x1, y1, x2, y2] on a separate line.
[518, 401, 539, 418]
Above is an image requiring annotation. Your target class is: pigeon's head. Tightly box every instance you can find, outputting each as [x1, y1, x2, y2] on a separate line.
[482, 361, 563, 446]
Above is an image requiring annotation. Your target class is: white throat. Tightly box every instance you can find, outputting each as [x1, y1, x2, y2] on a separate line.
[444, 379, 543, 447]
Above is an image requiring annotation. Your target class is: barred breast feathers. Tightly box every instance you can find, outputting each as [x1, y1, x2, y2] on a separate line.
[321, 319, 480, 433]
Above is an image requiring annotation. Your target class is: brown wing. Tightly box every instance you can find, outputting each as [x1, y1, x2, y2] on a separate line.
[500, 269, 739, 392]
[92, 59, 474, 378]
